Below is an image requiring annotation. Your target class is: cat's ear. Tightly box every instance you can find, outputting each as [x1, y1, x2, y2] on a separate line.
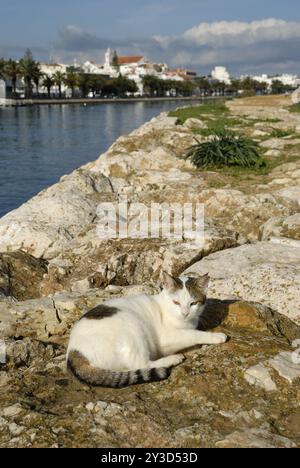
[186, 273, 210, 294]
[161, 271, 183, 293]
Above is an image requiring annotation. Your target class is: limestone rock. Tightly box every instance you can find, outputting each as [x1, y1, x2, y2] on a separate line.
[184, 241, 300, 324]
[196, 189, 296, 241]
[216, 429, 296, 448]
[269, 352, 300, 384]
[0, 171, 114, 259]
[244, 363, 277, 392]
[183, 118, 208, 130]
[261, 213, 300, 241]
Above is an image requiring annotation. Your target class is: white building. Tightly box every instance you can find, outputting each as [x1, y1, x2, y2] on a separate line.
[39, 63, 69, 96]
[245, 73, 300, 91]
[100, 48, 186, 94]
[211, 66, 231, 85]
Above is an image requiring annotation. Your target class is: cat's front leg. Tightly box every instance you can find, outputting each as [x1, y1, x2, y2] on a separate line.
[161, 330, 227, 355]
[199, 331, 227, 345]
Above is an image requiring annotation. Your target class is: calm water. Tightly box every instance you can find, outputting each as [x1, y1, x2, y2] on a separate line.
[0, 100, 201, 218]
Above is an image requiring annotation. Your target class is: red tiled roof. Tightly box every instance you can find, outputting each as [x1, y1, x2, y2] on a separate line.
[117, 56, 144, 65]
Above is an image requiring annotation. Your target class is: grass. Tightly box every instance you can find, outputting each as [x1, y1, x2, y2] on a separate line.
[185, 130, 265, 169]
[169, 102, 285, 138]
[269, 128, 293, 138]
[290, 103, 300, 113]
[169, 100, 229, 125]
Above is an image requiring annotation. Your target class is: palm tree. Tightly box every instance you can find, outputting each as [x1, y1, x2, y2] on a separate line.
[42, 74, 55, 98]
[77, 73, 93, 98]
[19, 49, 39, 98]
[32, 66, 44, 97]
[4, 60, 20, 97]
[53, 71, 65, 98]
[0, 58, 6, 80]
[64, 69, 78, 98]
[89, 74, 106, 97]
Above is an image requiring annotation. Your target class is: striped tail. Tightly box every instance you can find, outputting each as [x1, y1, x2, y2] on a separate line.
[67, 350, 171, 388]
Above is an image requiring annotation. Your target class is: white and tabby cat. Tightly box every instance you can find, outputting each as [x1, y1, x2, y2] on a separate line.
[67, 271, 227, 388]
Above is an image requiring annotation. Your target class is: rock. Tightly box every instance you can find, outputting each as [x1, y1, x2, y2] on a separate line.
[0, 251, 47, 300]
[8, 423, 25, 437]
[2, 404, 23, 418]
[292, 87, 300, 104]
[244, 364, 277, 392]
[269, 352, 300, 384]
[0, 171, 114, 259]
[252, 129, 269, 137]
[195, 189, 296, 241]
[275, 186, 300, 206]
[216, 429, 296, 448]
[264, 149, 281, 157]
[261, 213, 300, 241]
[262, 138, 300, 150]
[184, 241, 300, 324]
[0, 372, 9, 387]
[183, 118, 207, 130]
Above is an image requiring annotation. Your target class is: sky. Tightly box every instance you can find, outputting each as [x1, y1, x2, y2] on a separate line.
[1, 0, 300, 76]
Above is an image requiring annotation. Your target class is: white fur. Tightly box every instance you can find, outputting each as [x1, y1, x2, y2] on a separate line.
[67, 275, 227, 372]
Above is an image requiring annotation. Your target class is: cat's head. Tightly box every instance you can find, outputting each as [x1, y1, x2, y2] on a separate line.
[161, 271, 209, 322]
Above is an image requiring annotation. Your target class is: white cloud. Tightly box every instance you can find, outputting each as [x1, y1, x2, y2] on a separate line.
[181, 18, 300, 46]
[153, 18, 300, 73]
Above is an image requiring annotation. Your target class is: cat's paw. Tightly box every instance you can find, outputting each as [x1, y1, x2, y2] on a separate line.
[210, 332, 228, 344]
[168, 354, 186, 367]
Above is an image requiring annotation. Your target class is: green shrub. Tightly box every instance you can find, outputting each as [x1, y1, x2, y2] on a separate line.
[186, 130, 265, 169]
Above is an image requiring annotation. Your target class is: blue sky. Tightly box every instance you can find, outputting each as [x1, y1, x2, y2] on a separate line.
[1, 0, 300, 75]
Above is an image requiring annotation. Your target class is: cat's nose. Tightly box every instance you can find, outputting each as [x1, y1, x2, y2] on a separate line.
[182, 310, 189, 318]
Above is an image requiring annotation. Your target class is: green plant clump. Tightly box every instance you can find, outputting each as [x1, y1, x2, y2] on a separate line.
[186, 130, 265, 169]
[269, 128, 292, 138]
[290, 103, 300, 113]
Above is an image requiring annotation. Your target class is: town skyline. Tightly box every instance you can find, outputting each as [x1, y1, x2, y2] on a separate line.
[1, 1, 300, 75]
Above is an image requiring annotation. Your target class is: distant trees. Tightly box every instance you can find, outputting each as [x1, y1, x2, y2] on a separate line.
[4, 59, 21, 97]
[53, 71, 65, 98]
[19, 49, 41, 98]
[0, 58, 5, 80]
[142, 75, 196, 97]
[42, 75, 55, 98]
[271, 79, 293, 95]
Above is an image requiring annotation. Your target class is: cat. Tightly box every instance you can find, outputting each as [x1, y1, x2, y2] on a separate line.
[66, 271, 227, 388]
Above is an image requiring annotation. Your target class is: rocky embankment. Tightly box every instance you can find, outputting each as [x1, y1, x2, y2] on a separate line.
[0, 95, 300, 447]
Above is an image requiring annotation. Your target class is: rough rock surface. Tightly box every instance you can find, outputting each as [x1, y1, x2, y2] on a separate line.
[0, 252, 47, 300]
[184, 241, 300, 324]
[0, 96, 300, 447]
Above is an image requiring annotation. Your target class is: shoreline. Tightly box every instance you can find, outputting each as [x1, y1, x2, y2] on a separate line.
[0, 95, 220, 107]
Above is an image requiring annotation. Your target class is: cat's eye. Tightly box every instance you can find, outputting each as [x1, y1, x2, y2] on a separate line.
[191, 301, 200, 306]
[173, 300, 181, 306]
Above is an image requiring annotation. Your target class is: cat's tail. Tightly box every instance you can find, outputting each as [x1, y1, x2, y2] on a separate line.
[67, 350, 172, 388]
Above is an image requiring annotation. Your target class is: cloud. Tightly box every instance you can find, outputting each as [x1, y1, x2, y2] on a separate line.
[2, 19, 300, 75]
[0, 44, 49, 61]
[51, 25, 164, 65]
[153, 18, 300, 74]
